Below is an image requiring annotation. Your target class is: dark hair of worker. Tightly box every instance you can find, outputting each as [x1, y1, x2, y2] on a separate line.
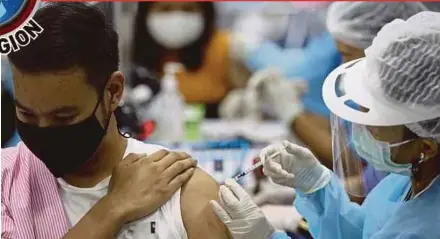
[131, 2, 216, 73]
[8, 2, 119, 92]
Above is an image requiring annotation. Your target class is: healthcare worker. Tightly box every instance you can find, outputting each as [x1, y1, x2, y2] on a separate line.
[315, 1, 428, 193]
[211, 11, 440, 239]
[235, 2, 427, 172]
[221, 2, 341, 168]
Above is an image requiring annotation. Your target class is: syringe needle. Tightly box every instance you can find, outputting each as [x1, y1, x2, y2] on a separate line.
[233, 161, 263, 181]
[233, 149, 282, 181]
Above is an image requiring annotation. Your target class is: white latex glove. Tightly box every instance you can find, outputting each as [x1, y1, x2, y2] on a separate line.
[219, 89, 262, 121]
[260, 205, 303, 233]
[242, 88, 263, 121]
[247, 67, 280, 90]
[247, 67, 307, 126]
[252, 179, 296, 206]
[260, 140, 331, 194]
[219, 89, 246, 119]
[210, 179, 275, 239]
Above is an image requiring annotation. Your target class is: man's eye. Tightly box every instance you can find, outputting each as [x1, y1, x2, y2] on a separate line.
[19, 111, 35, 118]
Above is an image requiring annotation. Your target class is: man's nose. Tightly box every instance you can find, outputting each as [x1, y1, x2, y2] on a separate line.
[36, 118, 53, 128]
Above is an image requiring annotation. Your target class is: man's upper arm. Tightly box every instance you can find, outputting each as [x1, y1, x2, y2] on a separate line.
[1, 147, 18, 239]
[181, 168, 232, 239]
[2, 202, 14, 238]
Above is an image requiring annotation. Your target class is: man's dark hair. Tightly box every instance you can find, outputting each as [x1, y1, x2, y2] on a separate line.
[8, 2, 119, 91]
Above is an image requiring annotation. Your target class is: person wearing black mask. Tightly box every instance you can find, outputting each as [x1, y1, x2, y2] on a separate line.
[3, 3, 230, 239]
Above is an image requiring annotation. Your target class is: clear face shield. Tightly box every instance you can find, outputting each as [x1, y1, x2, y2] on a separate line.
[324, 59, 440, 197]
[331, 114, 420, 197]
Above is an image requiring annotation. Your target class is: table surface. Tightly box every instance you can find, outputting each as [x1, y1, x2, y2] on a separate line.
[158, 119, 302, 190]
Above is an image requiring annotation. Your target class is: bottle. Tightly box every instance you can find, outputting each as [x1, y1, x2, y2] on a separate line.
[129, 85, 153, 122]
[184, 104, 205, 141]
[153, 62, 185, 143]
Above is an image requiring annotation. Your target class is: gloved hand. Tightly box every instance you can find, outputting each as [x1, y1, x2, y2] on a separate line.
[219, 88, 262, 121]
[260, 205, 303, 233]
[247, 67, 307, 126]
[260, 140, 331, 194]
[219, 89, 246, 119]
[252, 178, 296, 206]
[210, 179, 275, 239]
[219, 68, 274, 119]
[220, 67, 307, 124]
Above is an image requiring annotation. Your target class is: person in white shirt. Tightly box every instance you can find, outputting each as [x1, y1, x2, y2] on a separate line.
[6, 2, 231, 238]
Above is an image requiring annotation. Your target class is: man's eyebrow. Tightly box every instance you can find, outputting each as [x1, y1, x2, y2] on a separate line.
[48, 106, 79, 115]
[15, 100, 34, 112]
[15, 100, 79, 115]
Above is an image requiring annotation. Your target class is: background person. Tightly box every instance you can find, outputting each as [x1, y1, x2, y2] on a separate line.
[216, 2, 428, 233]
[320, 1, 428, 196]
[221, 1, 340, 168]
[131, 2, 250, 118]
[211, 11, 440, 239]
[239, 2, 426, 171]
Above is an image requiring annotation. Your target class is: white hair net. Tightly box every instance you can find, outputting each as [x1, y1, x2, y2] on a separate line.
[365, 11, 440, 142]
[327, 2, 427, 49]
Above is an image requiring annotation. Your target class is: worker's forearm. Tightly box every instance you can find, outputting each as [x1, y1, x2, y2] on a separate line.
[62, 196, 125, 239]
[291, 113, 333, 169]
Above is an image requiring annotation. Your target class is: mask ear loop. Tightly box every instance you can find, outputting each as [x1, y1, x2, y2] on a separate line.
[412, 152, 440, 199]
[118, 125, 132, 138]
[101, 90, 131, 139]
[98, 79, 132, 139]
[111, 98, 131, 139]
[411, 152, 425, 180]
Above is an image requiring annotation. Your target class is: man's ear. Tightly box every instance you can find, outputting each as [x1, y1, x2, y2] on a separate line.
[107, 71, 125, 111]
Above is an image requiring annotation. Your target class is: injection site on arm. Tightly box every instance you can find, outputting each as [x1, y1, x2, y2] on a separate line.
[181, 168, 232, 239]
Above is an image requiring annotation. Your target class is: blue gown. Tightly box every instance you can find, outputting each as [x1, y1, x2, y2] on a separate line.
[244, 31, 341, 118]
[294, 173, 440, 239]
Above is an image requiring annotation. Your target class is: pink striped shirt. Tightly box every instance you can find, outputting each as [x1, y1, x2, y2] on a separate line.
[2, 142, 69, 239]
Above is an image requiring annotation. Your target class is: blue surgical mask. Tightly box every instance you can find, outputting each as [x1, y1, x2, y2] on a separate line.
[352, 124, 413, 176]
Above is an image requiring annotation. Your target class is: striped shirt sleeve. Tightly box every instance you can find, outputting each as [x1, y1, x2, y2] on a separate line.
[2, 146, 18, 239]
[2, 201, 14, 238]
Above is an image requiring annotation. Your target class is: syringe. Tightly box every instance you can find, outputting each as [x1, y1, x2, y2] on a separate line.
[233, 150, 282, 181]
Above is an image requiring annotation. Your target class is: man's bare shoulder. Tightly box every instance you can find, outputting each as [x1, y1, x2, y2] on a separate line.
[180, 168, 231, 239]
[182, 168, 219, 200]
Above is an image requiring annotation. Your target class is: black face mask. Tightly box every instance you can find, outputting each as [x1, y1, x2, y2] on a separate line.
[16, 95, 111, 178]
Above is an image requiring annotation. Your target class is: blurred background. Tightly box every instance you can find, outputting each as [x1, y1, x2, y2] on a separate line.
[2, 2, 440, 238]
